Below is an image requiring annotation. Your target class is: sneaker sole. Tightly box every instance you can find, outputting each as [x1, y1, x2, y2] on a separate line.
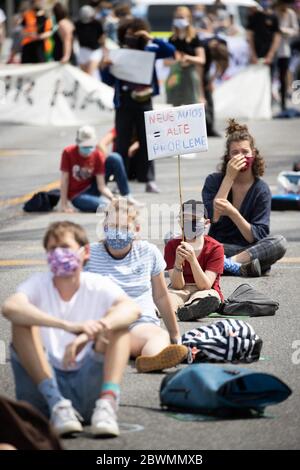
[135, 345, 188, 373]
[55, 421, 83, 436]
[90, 424, 120, 437]
[177, 296, 220, 321]
[240, 259, 262, 277]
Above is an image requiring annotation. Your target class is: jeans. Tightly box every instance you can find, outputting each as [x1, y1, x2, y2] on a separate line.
[72, 153, 130, 213]
[10, 346, 104, 423]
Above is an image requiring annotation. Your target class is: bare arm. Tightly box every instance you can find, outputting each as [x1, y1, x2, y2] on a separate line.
[96, 174, 114, 201]
[178, 242, 215, 291]
[152, 272, 181, 343]
[98, 130, 114, 157]
[60, 171, 74, 212]
[214, 199, 255, 243]
[247, 30, 258, 63]
[59, 20, 73, 63]
[265, 32, 281, 64]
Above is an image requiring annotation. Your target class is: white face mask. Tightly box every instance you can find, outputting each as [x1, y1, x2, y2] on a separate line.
[173, 18, 189, 30]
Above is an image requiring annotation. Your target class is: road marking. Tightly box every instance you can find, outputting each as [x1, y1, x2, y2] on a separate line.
[0, 180, 60, 208]
[0, 260, 46, 267]
[0, 257, 300, 268]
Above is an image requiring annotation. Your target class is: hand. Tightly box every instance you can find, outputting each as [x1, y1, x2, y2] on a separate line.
[177, 242, 197, 265]
[134, 30, 152, 42]
[250, 54, 258, 64]
[60, 56, 69, 64]
[64, 320, 105, 339]
[63, 340, 79, 368]
[175, 245, 185, 268]
[100, 50, 113, 69]
[264, 55, 273, 66]
[226, 154, 247, 180]
[214, 198, 237, 218]
[61, 205, 75, 213]
[170, 335, 182, 345]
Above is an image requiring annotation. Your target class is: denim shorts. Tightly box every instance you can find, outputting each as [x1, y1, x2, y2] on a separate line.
[10, 346, 104, 423]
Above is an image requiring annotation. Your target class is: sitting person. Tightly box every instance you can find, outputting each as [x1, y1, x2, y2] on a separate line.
[202, 119, 287, 276]
[82, 197, 188, 373]
[60, 125, 139, 213]
[164, 200, 224, 322]
[2, 221, 139, 438]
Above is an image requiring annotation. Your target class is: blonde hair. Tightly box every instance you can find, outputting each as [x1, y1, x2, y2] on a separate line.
[173, 6, 196, 42]
[100, 197, 140, 239]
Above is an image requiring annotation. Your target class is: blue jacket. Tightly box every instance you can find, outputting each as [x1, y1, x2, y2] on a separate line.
[202, 172, 272, 246]
[101, 39, 175, 108]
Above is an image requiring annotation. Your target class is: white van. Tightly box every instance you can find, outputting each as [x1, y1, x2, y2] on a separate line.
[131, 0, 260, 35]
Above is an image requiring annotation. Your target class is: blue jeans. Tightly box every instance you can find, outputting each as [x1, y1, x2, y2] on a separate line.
[72, 153, 130, 213]
[10, 346, 104, 423]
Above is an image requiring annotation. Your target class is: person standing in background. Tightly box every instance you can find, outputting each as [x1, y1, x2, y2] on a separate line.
[0, 7, 6, 61]
[52, 2, 75, 64]
[274, 0, 299, 111]
[21, 0, 53, 64]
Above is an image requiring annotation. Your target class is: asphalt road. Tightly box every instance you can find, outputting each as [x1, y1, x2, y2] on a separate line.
[0, 117, 299, 450]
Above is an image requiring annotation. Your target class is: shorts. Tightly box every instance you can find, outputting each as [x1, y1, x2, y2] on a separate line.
[129, 315, 160, 331]
[78, 47, 102, 65]
[10, 346, 104, 423]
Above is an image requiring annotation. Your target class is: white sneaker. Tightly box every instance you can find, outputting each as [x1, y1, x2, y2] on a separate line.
[50, 399, 83, 436]
[90, 398, 120, 437]
[126, 195, 145, 208]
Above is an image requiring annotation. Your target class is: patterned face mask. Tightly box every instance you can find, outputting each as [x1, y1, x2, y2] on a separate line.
[47, 247, 83, 277]
[104, 227, 135, 250]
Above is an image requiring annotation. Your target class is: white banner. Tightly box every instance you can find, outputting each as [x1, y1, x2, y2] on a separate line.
[145, 103, 208, 161]
[213, 64, 272, 120]
[109, 49, 155, 85]
[0, 63, 114, 126]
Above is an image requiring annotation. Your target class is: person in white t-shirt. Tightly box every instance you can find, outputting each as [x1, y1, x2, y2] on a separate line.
[2, 221, 140, 438]
[83, 197, 188, 373]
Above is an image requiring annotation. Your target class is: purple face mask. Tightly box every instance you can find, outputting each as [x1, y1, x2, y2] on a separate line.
[47, 247, 82, 277]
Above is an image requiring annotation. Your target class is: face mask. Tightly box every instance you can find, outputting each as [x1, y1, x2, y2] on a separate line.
[241, 156, 255, 172]
[47, 247, 82, 277]
[173, 18, 189, 30]
[183, 219, 206, 240]
[104, 227, 135, 250]
[193, 12, 204, 19]
[79, 146, 96, 157]
[101, 9, 111, 18]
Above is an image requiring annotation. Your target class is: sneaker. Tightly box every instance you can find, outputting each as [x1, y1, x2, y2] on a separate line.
[177, 295, 221, 321]
[91, 398, 120, 437]
[126, 195, 145, 208]
[145, 182, 160, 193]
[50, 399, 83, 436]
[135, 344, 188, 373]
[240, 258, 261, 277]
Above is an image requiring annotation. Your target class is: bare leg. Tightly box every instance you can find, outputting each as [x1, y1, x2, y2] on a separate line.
[0, 444, 16, 450]
[231, 251, 251, 264]
[129, 324, 170, 358]
[12, 325, 52, 384]
[95, 328, 130, 385]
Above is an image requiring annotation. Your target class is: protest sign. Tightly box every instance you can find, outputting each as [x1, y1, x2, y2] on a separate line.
[0, 63, 114, 126]
[109, 49, 155, 85]
[144, 103, 208, 161]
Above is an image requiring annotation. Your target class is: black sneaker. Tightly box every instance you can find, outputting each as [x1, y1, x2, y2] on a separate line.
[239, 258, 261, 277]
[177, 295, 221, 321]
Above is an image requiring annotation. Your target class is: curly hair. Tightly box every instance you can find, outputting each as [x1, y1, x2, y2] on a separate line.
[219, 119, 265, 177]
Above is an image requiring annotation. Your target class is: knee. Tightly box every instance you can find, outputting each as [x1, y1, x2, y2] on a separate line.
[274, 235, 288, 260]
[107, 153, 123, 167]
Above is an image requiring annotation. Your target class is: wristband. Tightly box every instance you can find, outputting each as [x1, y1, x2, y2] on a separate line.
[174, 265, 183, 272]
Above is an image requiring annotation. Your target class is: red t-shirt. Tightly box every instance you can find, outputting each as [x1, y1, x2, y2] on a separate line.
[60, 145, 105, 200]
[164, 235, 224, 300]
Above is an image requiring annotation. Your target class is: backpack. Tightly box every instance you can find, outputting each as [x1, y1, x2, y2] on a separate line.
[23, 190, 60, 212]
[181, 319, 262, 364]
[160, 364, 292, 415]
[220, 283, 279, 317]
[0, 395, 63, 450]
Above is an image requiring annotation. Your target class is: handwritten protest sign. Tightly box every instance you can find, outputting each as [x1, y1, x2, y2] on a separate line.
[144, 103, 207, 161]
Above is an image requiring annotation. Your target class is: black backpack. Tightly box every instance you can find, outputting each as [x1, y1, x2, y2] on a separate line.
[219, 283, 279, 317]
[23, 190, 60, 212]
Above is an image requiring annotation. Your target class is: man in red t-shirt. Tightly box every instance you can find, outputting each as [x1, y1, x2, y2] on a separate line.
[164, 200, 224, 321]
[60, 125, 114, 213]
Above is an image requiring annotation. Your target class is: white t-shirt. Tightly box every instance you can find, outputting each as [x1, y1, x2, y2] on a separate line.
[0, 9, 6, 25]
[16, 271, 125, 370]
[85, 240, 166, 322]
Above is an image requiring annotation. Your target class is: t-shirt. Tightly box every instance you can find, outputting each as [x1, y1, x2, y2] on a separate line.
[164, 235, 224, 300]
[75, 20, 103, 50]
[60, 145, 105, 200]
[16, 272, 125, 370]
[247, 11, 280, 58]
[85, 240, 166, 321]
[169, 35, 203, 56]
[202, 172, 272, 246]
[0, 8, 6, 24]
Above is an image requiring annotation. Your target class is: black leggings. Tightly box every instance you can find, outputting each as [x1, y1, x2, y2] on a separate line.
[277, 57, 290, 111]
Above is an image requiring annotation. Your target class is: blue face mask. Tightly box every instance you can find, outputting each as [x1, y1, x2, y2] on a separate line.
[104, 227, 135, 250]
[79, 146, 96, 157]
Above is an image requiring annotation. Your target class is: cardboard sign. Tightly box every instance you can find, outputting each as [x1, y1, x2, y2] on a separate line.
[144, 103, 208, 161]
